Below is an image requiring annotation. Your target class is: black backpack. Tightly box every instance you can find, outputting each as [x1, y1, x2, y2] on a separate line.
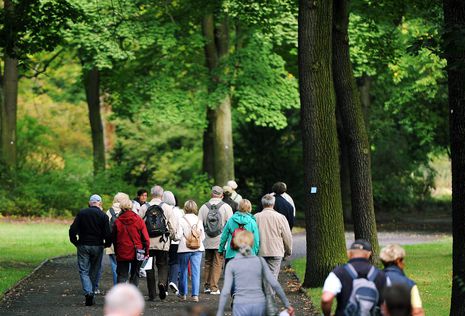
[144, 202, 169, 238]
[109, 208, 118, 233]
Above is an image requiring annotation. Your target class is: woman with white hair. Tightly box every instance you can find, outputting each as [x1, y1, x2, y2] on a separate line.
[227, 180, 243, 204]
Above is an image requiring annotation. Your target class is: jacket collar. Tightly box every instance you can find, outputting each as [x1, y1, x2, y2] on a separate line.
[262, 207, 275, 212]
[384, 265, 406, 276]
[348, 257, 370, 264]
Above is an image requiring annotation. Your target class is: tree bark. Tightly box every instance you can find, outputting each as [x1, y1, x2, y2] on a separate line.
[1, 56, 18, 169]
[357, 75, 371, 130]
[443, 0, 465, 314]
[337, 107, 352, 224]
[202, 13, 234, 185]
[83, 67, 105, 173]
[332, 0, 379, 257]
[298, 0, 347, 287]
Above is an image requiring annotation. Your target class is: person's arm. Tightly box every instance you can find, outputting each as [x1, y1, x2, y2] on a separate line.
[216, 262, 234, 316]
[140, 218, 150, 256]
[218, 221, 230, 254]
[321, 291, 335, 316]
[321, 272, 342, 316]
[176, 218, 184, 242]
[281, 217, 293, 257]
[102, 214, 112, 247]
[411, 285, 425, 316]
[252, 221, 260, 255]
[261, 258, 291, 308]
[69, 214, 80, 246]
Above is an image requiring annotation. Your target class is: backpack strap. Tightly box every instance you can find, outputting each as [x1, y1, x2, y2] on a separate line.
[109, 208, 117, 219]
[367, 266, 379, 282]
[344, 263, 359, 280]
[206, 202, 212, 210]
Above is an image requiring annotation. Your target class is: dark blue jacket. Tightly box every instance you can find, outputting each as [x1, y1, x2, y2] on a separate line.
[384, 265, 415, 291]
[274, 194, 294, 229]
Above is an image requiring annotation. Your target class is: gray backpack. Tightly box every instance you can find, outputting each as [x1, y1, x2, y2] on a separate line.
[343, 264, 380, 316]
[204, 202, 224, 237]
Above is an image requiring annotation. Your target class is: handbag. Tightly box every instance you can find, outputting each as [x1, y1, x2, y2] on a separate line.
[123, 224, 145, 261]
[259, 257, 279, 316]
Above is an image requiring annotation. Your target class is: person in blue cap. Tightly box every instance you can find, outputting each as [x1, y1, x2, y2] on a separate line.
[69, 194, 112, 306]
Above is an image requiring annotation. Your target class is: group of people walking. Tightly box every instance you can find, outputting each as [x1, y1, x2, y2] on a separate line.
[69, 181, 296, 316]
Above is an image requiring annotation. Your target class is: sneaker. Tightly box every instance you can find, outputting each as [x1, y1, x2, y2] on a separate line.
[177, 294, 187, 301]
[204, 287, 211, 294]
[169, 282, 179, 295]
[210, 290, 221, 295]
[85, 294, 95, 306]
[93, 289, 101, 295]
[191, 296, 199, 302]
[158, 283, 167, 300]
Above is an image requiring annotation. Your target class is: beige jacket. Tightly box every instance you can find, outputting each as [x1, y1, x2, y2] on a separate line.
[198, 198, 233, 249]
[139, 198, 178, 251]
[105, 203, 122, 255]
[255, 208, 292, 257]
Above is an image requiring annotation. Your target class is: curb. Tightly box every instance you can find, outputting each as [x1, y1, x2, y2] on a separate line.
[1, 254, 74, 302]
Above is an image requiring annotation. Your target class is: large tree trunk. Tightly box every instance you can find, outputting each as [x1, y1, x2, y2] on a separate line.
[357, 75, 371, 130]
[202, 14, 234, 185]
[298, 0, 347, 287]
[83, 67, 105, 173]
[443, 0, 465, 314]
[332, 0, 379, 257]
[337, 107, 352, 224]
[1, 56, 18, 169]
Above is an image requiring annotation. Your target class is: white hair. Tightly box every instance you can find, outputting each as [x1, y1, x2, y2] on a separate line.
[380, 244, 406, 263]
[162, 191, 176, 206]
[150, 185, 164, 198]
[261, 194, 275, 208]
[104, 284, 145, 316]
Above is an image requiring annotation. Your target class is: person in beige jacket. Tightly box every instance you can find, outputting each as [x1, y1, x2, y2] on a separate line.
[254, 194, 292, 284]
[139, 185, 178, 301]
[198, 186, 233, 294]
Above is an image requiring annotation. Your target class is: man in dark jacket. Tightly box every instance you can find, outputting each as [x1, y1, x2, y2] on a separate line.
[69, 194, 112, 306]
[272, 182, 294, 230]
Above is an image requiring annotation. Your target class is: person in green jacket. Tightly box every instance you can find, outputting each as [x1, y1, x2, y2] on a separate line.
[218, 199, 260, 265]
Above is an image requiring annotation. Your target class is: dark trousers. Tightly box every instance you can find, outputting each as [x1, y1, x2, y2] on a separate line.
[168, 244, 180, 286]
[116, 260, 142, 286]
[77, 245, 104, 296]
[146, 249, 169, 299]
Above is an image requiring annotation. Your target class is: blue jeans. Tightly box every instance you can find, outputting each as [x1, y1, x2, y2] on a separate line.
[178, 251, 203, 297]
[77, 245, 104, 296]
[109, 254, 118, 285]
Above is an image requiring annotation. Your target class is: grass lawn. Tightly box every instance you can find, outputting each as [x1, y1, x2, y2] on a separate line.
[0, 220, 74, 296]
[292, 239, 452, 315]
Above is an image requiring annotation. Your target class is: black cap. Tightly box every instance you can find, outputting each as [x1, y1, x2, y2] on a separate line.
[349, 239, 372, 252]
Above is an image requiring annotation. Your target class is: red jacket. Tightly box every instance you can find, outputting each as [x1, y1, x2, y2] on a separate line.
[113, 210, 150, 261]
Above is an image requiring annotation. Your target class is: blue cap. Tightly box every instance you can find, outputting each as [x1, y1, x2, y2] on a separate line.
[89, 194, 102, 203]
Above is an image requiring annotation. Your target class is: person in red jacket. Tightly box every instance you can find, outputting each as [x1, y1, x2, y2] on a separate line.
[112, 194, 150, 286]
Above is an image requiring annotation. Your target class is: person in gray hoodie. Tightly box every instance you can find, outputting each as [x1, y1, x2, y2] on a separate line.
[218, 199, 260, 266]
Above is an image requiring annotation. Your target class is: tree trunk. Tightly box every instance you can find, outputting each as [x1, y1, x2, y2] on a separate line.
[1, 56, 18, 169]
[202, 14, 234, 185]
[298, 0, 347, 287]
[332, 0, 379, 257]
[443, 0, 465, 314]
[337, 107, 352, 224]
[357, 75, 371, 130]
[83, 67, 105, 173]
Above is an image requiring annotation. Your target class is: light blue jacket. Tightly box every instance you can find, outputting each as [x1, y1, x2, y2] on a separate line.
[218, 212, 260, 259]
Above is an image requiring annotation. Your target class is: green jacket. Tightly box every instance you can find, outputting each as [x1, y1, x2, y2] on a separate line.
[218, 212, 260, 259]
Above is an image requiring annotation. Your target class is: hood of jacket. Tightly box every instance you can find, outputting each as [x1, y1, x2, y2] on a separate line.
[231, 211, 255, 225]
[117, 210, 139, 225]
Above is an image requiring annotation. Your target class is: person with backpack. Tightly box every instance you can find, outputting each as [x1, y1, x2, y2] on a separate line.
[222, 186, 239, 213]
[113, 195, 150, 286]
[321, 240, 387, 316]
[138, 185, 179, 301]
[380, 244, 425, 316]
[218, 199, 260, 266]
[176, 200, 205, 302]
[198, 186, 233, 295]
[69, 194, 112, 306]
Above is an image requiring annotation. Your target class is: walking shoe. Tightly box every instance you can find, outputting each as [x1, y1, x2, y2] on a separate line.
[85, 294, 95, 306]
[191, 296, 199, 302]
[210, 290, 221, 295]
[158, 283, 167, 300]
[169, 282, 179, 295]
[93, 289, 101, 295]
[204, 287, 211, 294]
[177, 294, 187, 301]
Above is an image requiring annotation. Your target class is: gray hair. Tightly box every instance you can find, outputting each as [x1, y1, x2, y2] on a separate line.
[261, 194, 275, 208]
[104, 283, 144, 316]
[162, 191, 176, 206]
[150, 185, 164, 198]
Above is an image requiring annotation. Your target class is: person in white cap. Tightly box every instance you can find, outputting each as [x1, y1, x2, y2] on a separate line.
[69, 194, 112, 306]
[104, 283, 145, 316]
[227, 180, 243, 204]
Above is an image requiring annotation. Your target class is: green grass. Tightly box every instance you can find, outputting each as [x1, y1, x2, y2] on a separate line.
[0, 221, 74, 296]
[292, 239, 452, 315]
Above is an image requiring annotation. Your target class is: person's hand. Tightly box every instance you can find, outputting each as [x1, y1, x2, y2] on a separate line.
[287, 306, 295, 316]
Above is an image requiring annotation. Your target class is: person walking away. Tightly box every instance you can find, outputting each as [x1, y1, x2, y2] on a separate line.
[222, 186, 239, 213]
[104, 283, 145, 316]
[163, 190, 184, 295]
[271, 182, 294, 230]
[69, 194, 111, 306]
[139, 185, 178, 301]
[113, 195, 150, 286]
[321, 240, 387, 316]
[254, 194, 292, 291]
[176, 200, 205, 302]
[218, 199, 259, 266]
[227, 180, 243, 204]
[216, 230, 294, 316]
[198, 186, 233, 295]
[382, 284, 412, 316]
[380, 244, 425, 316]
[272, 182, 296, 218]
[132, 189, 149, 214]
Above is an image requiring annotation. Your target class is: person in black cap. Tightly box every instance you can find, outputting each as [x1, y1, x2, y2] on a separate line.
[321, 239, 387, 316]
